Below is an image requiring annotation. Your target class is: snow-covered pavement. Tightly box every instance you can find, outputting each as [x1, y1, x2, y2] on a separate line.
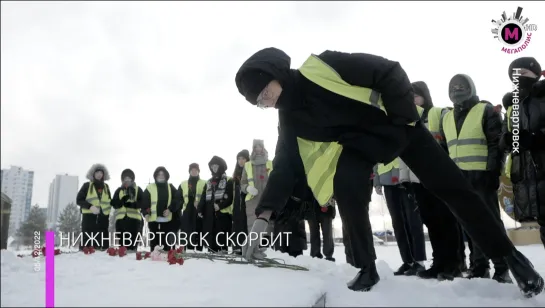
[1, 242, 544, 307]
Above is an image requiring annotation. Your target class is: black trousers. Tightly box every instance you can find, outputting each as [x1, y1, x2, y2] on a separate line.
[413, 183, 461, 267]
[210, 212, 233, 252]
[399, 124, 514, 259]
[384, 185, 426, 263]
[115, 217, 141, 250]
[148, 221, 177, 252]
[334, 148, 376, 269]
[308, 214, 334, 259]
[343, 179, 374, 267]
[463, 188, 508, 271]
[81, 213, 110, 249]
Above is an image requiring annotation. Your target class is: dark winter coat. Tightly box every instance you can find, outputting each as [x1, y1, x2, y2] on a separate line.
[76, 164, 112, 214]
[111, 185, 144, 210]
[499, 80, 545, 221]
[235, 48, 417, 216]
[439, 96, 503, 191]
[232, 157, 248, 234]
[176, 175, 202, 234]
[197, 156, 234, 235]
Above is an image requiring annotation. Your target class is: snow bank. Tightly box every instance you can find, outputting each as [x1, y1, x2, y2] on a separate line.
[1, 243, 544, 307]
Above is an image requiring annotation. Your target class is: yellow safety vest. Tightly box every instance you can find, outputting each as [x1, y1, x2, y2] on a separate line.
[115, 186, 141, 221]
[298, 54, 419, 127]
[180, 179, 206, 211]
[427, 107, 444, 142]
[244, 160, 273, 201]
[82, 182, 111, 215]
[146, 183, 172, 222]
[442, 102, 488, 170]
[505, 105, 514, 178]
[220, 177, 234, 215]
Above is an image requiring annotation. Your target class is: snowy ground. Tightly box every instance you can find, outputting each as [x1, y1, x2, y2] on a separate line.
[1, 242, 544, 307]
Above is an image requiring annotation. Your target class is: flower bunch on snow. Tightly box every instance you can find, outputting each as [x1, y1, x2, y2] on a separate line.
[167, 246, 185, 265]
[82, 246, 96, 255]
[34, 247, 61, 257]
[106, 246, 128, 257]
[135, 251, 151, 260]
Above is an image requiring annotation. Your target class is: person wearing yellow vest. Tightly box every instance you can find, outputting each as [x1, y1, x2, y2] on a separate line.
[141, 166, 180, 252]
[241, 139, 273, 234]
[499, 57, 545, 250]
[197, 156, 234, 253]
[110, 169, 143, 252]
[76, 163, 112, 250]
[234, 48, 543, 297]
[374, 101, 426, 277]
[176, 163, 207, 251]
[439, 74, 511, 284]
[232, 149, 250, 255]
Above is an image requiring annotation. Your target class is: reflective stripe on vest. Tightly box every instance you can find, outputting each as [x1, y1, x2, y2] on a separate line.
[505, 105, 513, 178]
[82, 182, 111, 215]
[244, 160, 273, 201]
[147, 183, 172, 222]
[377, 158, 401, 185]
[442, 103, 488, 170]
[220, 176, 233, 215]
[115, 186, 141, 221]
[297, 138, 342, 206]
[181, 179, 206, 211]
[298, 54, 419, 126]
[427, 107, 444, 142]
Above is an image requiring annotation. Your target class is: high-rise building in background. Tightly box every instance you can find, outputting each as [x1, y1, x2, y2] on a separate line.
[1, 166, 34, 236]
[46, 174, 79, 229]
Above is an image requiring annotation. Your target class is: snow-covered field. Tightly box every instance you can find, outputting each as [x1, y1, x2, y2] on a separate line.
[1, 242, 544, 307]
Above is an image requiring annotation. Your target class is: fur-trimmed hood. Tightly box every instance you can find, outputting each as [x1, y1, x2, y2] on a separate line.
[86, 163, 110, 181]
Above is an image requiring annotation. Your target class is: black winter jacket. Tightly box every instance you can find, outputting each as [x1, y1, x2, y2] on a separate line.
[141, 183, 181, 220]
[500, 80, 545, 221]
[236, 49, 416, 216]
[76, 181, 112, 214]
[111, 185, 144, 210]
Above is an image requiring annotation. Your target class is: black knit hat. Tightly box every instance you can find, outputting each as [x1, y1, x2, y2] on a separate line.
[189, 163, 200, 173]
[238, 70, 274, 105]
[121, 169, 135, 181]
[153, 166, 170, 181]
[508, 57, 542, 80]
[237, 149, 250, 161]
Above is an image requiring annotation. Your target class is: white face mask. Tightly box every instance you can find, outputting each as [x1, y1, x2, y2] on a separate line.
[123, 177, 133, 187]
[211, 164, 219, 173]
[156, 172, 166, 183]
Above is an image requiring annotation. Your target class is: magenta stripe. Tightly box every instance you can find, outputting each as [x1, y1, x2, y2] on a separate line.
[45, 231, 55, 307]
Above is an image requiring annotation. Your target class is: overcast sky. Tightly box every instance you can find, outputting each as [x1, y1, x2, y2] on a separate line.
[1, 1, 543, 230]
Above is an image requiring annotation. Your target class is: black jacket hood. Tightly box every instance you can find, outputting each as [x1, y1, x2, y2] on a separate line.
[121, 169, 135, 181]
[208, 156, 228, 177]
[153, 166, 170, 182]
[411, 81, 434, 111]
[235, 47, 294, 104]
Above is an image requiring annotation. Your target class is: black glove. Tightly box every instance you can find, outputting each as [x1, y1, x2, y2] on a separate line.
[501, 132, 514, 151]
[124, 201, 135, 208]
[120, 194, 130, 203]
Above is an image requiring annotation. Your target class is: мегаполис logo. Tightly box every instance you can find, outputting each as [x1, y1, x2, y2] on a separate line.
[491, 6, 537, 54]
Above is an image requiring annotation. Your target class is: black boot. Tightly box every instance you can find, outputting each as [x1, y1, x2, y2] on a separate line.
[438, 264, 463, 281]
[347, 262, 380, 292]
[466, 265, 491, 279]
[393, 263, 412, 276]
[417, 262, 443, 280]
[313, 252, 324, 259]
[404, 262, 425, 276]
[504, 249, 544, 298]
[325, 257, 336, 262]
[492, 267, 513, 284]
